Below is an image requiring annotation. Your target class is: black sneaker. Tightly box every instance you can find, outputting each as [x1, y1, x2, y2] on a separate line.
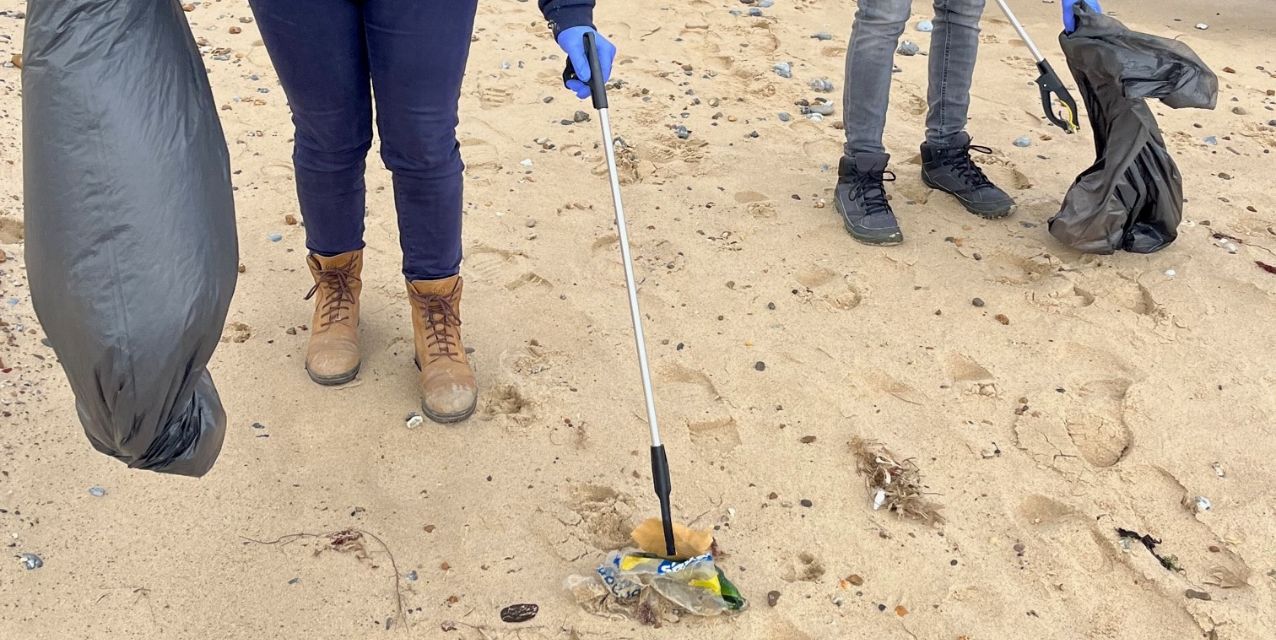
[834, 153, 903, 245]
[920, 133, 1016, 219]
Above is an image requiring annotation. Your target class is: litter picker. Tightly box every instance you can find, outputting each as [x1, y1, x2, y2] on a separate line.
[993, 0, 1081, 133]
[565, 31, 677, 557]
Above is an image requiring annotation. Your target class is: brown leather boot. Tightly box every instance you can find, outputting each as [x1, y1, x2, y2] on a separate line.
[304, 251, 362, 385]
[407, 275, 478, 423]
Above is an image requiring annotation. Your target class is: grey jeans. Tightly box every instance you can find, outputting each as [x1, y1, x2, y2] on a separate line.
[843, 0, 986, 158]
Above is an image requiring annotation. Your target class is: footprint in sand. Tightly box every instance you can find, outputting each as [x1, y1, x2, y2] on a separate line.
[659, 362, 739, 454]
[781, 551, 826, 583]
[475, 83, 514, 110]
[465, 243, 547, 293]
[1013, 377, 1134, 472]
[0, 216, 24, 244]
[985, 251, 1059, 286]
[794, 265, 864, 312]
[1013, 494, 1206, 636]
[529, 484, 637, 563]
[1065, 378, 1134, 468]
[220, 321, 252, 344]
[947, 353, 998, 396]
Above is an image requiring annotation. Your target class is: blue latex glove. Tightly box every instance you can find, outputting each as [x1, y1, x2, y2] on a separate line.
[556, 26, 616, 99]
[1062, 0, 1102, 33]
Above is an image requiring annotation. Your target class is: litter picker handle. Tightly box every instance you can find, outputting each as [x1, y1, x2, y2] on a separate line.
[1035, 59, 1081, 134]
[562, 31, 609, 110]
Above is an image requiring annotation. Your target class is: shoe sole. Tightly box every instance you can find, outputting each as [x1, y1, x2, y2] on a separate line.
[421, 399, 479, 424]
[921, 173, 1015, 219]
[413, 357, 478, 424]
[307, 363, 361, 386]
[835, 201, 904, 246]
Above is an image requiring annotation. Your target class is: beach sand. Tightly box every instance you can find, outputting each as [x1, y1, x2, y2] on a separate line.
[1, 1, 1274, 638]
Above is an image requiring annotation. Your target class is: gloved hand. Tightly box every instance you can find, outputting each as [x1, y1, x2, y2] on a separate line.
[1062, 0, 1102, 33]
[556, 26, 616, 99]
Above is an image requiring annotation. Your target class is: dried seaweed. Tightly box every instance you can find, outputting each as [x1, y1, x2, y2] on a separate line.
[849, 438, 945, 525]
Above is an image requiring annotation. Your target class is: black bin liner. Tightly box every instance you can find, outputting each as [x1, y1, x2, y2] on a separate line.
[22, 0, 238, 476]
[1050, 6, 1217, 254]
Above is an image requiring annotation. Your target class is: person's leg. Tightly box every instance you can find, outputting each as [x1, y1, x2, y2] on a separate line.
[248, 0, 371, 385]
[842, 0, 913, 158]
[248, 0, 372, 255]
[364, 0, 478, 282]
[925, 0, 985, 147]
[363, 0, 480, 423]
[919, 0, 1015, 218]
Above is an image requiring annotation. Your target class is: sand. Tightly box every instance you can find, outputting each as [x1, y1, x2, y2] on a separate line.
[2, 0, 1275, 638]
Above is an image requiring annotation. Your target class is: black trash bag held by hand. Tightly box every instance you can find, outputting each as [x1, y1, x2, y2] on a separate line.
[22, 0, 238, 476]
[1050, 7, 1217, 254]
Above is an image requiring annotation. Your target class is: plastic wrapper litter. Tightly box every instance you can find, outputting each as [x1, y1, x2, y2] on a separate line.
[1050, 6, 1217, 254]
[571, 551, 745, 618]
[22, 0, 239, 476]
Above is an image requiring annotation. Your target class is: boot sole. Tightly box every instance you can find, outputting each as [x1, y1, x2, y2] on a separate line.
[421, 399, 479, 425]
[413, 357, 478, 424]
[835, 201, 904, 245]
[921, 174, 1016, 219]
[307, 363, 361, 386]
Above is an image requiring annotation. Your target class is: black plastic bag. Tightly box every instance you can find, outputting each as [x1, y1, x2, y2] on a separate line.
[1050, 7, 1217, 254]
[22, 0, 238, 476]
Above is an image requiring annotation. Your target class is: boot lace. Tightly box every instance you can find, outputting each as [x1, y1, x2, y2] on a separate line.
[410, 289, 463, 362]
[937, 141, 994, 189]
[853, 170, 897, 216]
[305, 259, 359, 328]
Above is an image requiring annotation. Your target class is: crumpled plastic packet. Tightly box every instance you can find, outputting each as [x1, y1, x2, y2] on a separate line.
[594, 551, 745, 616]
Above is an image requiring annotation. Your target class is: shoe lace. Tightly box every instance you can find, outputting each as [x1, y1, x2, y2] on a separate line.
[938, 141, 994, 189]
[853, 170, 897, 216]
[304, 260, 360, 328]
[409, 288, 463, 362]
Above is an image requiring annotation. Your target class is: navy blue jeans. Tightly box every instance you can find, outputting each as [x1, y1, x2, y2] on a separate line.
[249, 0, 478, 281]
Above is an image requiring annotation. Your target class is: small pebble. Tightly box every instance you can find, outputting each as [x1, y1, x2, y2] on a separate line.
[406, 570, 419, 582]
[1203, 136, 1218, 145]
[767, 590, 781, 607]
[811, 32, 833, 41]
[1194, 23, 1208, 30]
[847, 574, 865, 586]
[573, 110, 590, 123]
[1013, 542, 1026, 555]
[406, 414, 424, 430]
[972, 298, 985, 307]
[674, 125, 691, 140]
[1013, 135, 1032, 148]
[995, 314, 1010, 325]
[284, 214, 298, 226]
[1165, 269, 1177, 278]
[777, 112, 792, 122]
[916, 20, 934, 32]
[1185, 589, 1212, 601]
[809, 78, 834, 93]
[88, 486, 106, 497]
[1191, 496, 1212, 513]
[773, 62, 792, 78]
[799, 499, 813, 508]
[897, 41, 920, 56]
[747, 7, 762, 16]
[754, 361, 766, 371]
[757, 0, 773, 7]
[267, 233, 283, 242]
[20, 553, 42, 570]
[520, 159, 533, 169]
[1232, 106, 1248, 116]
